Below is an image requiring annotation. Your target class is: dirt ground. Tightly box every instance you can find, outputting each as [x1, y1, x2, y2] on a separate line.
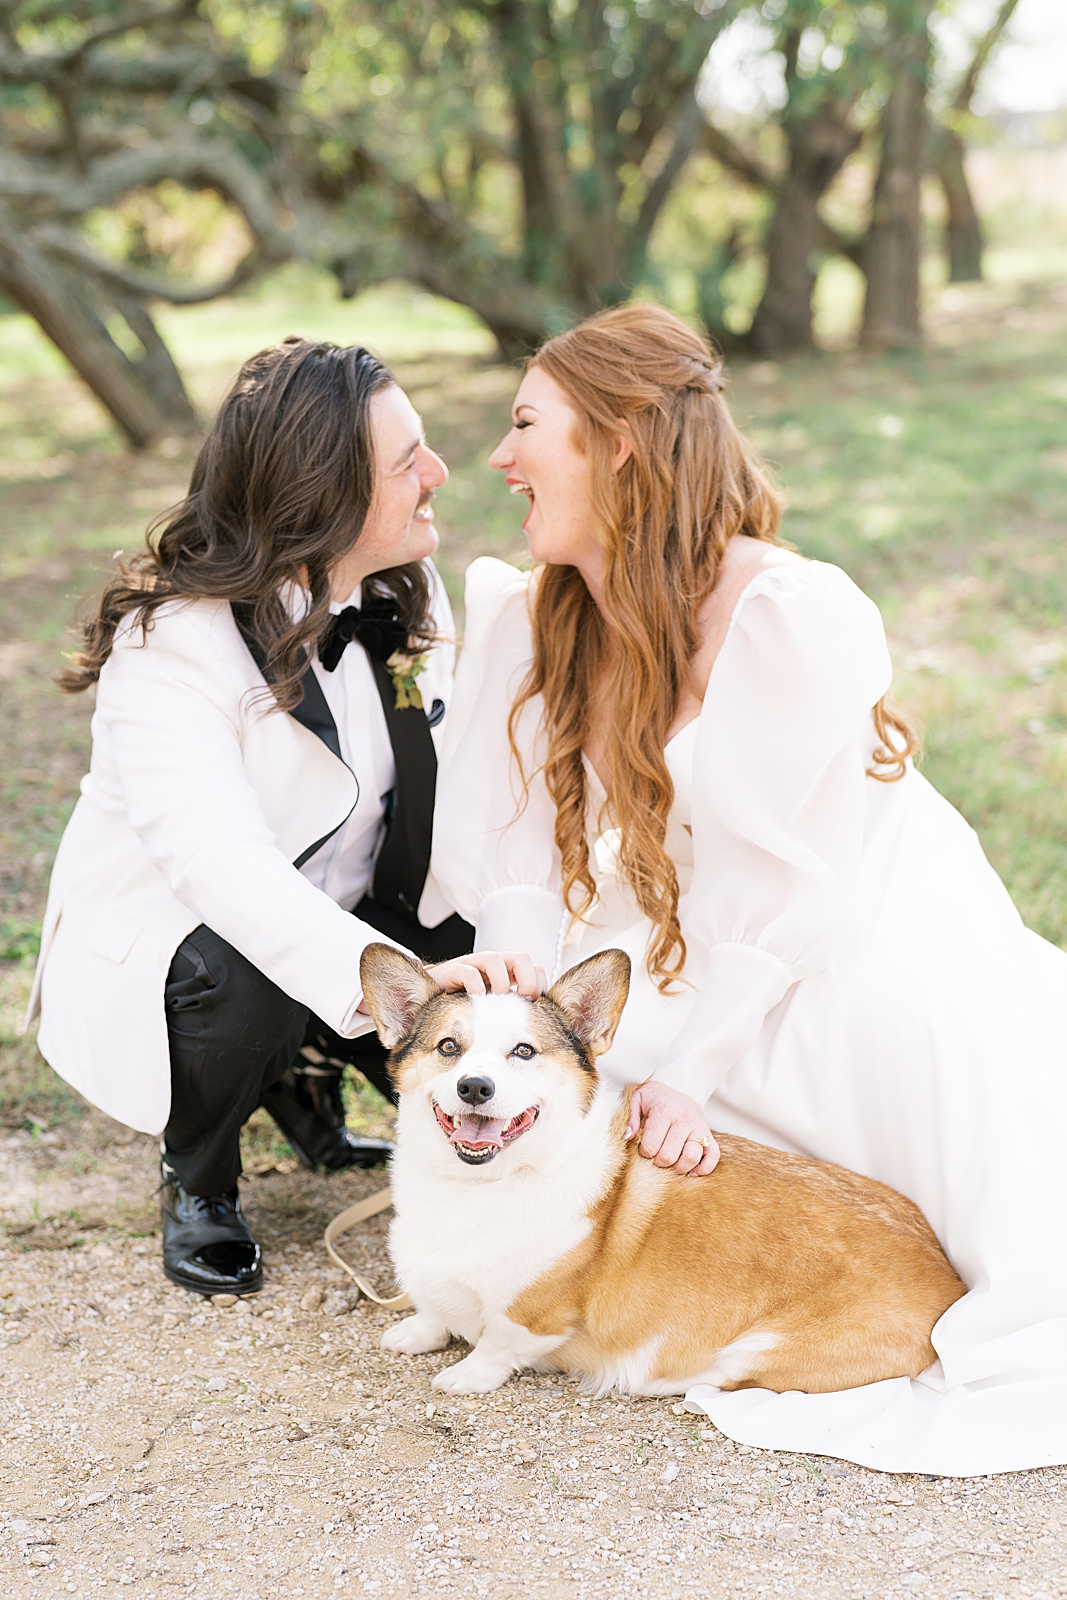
[1, 1121, 1066, 1600]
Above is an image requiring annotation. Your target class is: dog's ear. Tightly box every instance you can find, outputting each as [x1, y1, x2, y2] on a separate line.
[359, 944, 442, 1048]
[547, 949, 631, 1058]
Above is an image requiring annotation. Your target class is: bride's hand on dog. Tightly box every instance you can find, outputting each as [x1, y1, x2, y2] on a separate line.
[625, 1082, 720, 1177]
[426, 949, 547, 998]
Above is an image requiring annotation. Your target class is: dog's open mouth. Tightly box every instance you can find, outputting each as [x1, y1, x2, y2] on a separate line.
[432, 1101, 539, 1164]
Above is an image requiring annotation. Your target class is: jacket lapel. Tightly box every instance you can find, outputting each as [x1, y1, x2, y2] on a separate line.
[230, 603, 436, 919]
[287, 659, 342, 763]
[231, 604, 351, 867]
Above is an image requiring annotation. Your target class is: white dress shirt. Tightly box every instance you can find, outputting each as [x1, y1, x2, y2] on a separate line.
[297, 583, 397, 911]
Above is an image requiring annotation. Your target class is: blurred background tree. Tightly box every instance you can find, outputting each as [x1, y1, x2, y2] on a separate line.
[930, 0, 1019, 282]
[0, 0, 301, 444]
[0, 0, 1036, 439]
[306, 0, 744, 354]
[704, 0, 939, 355]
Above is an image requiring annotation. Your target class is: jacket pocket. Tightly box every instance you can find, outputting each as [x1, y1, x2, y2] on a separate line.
[164, 938, 217, 1013]
[87, 909, 143, 964]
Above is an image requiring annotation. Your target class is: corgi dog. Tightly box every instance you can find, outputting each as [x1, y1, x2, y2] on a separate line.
[359, 943, 966, 1398]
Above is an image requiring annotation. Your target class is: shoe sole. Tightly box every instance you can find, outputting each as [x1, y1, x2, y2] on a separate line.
[162, 1261, 263, 1298]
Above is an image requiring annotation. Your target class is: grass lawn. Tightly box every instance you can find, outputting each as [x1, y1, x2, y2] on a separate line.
[1, 271, 1066, 1140]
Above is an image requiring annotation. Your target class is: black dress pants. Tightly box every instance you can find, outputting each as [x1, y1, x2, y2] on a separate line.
[163, 905, 472, 1195]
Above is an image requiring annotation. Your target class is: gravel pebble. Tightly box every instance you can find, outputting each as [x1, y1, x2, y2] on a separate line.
[323, 1287, 361, 1317]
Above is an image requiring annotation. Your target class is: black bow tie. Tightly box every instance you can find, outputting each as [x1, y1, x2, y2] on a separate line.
[318, 601, 409, 672]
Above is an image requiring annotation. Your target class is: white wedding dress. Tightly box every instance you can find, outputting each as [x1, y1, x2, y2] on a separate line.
[433, 555, 1067, 1476]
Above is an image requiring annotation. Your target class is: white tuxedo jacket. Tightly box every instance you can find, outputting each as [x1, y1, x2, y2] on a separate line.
[25, 587, 455, 1136]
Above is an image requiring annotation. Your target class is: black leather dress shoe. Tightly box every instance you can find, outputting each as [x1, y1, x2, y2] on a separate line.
[260, 1061, 394, 1172]
[160, 1160, 262, 1297]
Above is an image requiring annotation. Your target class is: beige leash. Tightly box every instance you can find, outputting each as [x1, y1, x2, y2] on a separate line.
[323, 1186, 412, 1311]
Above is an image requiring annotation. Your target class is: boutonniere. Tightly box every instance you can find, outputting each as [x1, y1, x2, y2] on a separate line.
[386, 650, 428, 710]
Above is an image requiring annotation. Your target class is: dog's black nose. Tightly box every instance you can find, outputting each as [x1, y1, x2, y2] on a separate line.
[456, 1075, 495, 1106]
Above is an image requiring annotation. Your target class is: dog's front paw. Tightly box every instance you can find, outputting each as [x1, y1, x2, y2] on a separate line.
[431, 1354, 511, 1395]
[381, 1312, 451, 1356]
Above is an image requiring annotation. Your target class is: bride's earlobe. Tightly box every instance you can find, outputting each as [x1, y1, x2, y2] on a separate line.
[612, 420, 633, 473]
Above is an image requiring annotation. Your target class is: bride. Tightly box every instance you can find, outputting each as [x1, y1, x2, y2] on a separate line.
[433, 303, 1067, 1476]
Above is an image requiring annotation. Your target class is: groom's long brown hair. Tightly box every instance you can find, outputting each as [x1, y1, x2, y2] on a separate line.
[58, 337, 434, 710]
[509, 304, 916, 991]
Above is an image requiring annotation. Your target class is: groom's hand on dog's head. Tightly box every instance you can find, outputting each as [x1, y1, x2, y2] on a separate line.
[358, 947, 544, 1045]
[356, 946, 547, 1041]
[427, 950, 546, 999]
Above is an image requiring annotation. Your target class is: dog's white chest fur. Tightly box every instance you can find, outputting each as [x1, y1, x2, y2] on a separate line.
[392, 1159, 579, 1324]
[385, 1091, 618, 1393]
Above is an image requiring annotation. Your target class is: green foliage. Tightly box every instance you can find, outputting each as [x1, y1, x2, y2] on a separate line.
[766, 0, 906, 115]
[2, 0, 751, 349]
[645, 154, 772, 334]
[0, 919, 40, 964]
[288, 0, 745, 338]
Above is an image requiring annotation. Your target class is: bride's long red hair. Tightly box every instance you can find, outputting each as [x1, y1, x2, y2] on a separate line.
[508, 304, 916, 990]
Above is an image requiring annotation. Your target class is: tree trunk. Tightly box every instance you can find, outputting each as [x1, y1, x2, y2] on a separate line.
[413, 256, 552, 361]
[930, 0, 1019, 284]
[0, 204, 197, 449]
[747, 101, 860, 357]
[478, 314, 544, 363]
[937, 127, 983, 281]
[105, 288, 200, 427]
[860, 10, 932, 350]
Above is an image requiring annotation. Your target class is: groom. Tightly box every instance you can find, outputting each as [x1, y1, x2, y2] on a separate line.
[29, 344, 499, 1304]
[160, 382, 476, 1295]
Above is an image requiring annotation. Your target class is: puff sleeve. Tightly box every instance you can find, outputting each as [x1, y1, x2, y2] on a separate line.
[654, 561, 894, 1102]
[432, 558, 565, 976]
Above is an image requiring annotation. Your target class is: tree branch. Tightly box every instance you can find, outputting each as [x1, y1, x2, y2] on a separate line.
[315, 133, 561, 352]
[817, 217, 862, 266]
[0, 195, 194, 446]
[31, 224, 274, 303]
[53, 73, 86, 174]
[630, 91, 705, 258]
[701, 123, 776, 190]
[952, 0, 1020, 114]
[700, 122, 860, 264]
[0, 139, 291, 257]
[63, 0, 200, 70]
[0, 44, 283, 112]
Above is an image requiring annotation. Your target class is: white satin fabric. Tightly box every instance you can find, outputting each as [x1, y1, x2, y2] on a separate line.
[434, 556, 1067, 1475]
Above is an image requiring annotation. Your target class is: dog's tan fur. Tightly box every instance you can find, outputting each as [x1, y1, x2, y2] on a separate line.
[361, 944, 966, 1396]
[510, 1100, 965, 1392]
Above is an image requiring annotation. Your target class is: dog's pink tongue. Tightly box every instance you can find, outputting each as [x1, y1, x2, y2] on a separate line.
[449, 1115, 508, 1149]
